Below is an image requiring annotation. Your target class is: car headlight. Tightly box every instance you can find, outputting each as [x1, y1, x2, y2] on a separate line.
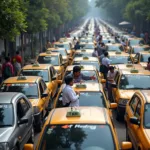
[0, 143, 9, 150]
[33, 106, 40, 114]
[118, 99, 128, 105]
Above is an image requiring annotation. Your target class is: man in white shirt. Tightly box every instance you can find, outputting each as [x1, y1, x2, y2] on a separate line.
[101, 51, 111, 79]
[62, 76, 80, 107]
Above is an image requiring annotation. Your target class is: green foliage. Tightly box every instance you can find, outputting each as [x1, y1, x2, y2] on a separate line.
[0, 0, 27, 41]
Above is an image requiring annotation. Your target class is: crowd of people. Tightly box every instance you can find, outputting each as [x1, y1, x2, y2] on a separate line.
[0, 51, 22, 84]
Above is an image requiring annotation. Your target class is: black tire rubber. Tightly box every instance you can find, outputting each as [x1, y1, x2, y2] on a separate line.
[35, 113, 43, 132]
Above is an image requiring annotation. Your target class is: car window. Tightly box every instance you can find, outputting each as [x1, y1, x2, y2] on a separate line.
[20, 98, 30, 114]
[135, 100, 141, 119]
[39, 124, 116, 150]
[39, 82, 44, 95]
[41, 79, 47, 91]
[129, 96, 139, 113]
[17, 100, 25, 119]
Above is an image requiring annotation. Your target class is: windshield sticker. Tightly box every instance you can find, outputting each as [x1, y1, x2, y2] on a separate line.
[74, 125, 96, 130]
[61, 125, 69, 129]
[0, 105, 10, 109]
[126, 85, 134, 88]
[47, 129, 53, 134]
[7, 84, 11, 86]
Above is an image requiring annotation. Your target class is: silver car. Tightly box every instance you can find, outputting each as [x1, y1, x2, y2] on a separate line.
[0, 92, 34, 150]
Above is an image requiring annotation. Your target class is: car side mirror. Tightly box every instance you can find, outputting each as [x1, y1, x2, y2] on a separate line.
[18, 118, 28, 125]
[121, 142, 132, 149]
[130, 117, 140, 125]
[52, 76, 57, 81]
[110, 103, 117, 109]
[24, 144, 34, 150]
[41, 93, 48, 98]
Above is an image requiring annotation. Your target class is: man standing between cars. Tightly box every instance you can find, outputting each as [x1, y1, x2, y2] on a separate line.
[69, 66, 96, 83]
[100, 51, 111, 79]
[62, 76, 80, 107]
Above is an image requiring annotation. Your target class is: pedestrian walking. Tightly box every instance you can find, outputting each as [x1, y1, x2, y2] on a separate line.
[2, 57, 14, 80]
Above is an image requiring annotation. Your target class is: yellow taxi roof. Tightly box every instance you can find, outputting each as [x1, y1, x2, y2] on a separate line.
[54, 42, 70, 45]
[121, 69, 150, 75]
[73, 83, 102, 92]
[139, 51, 150, 54]
[47, 107, 108, 124]
[73, 57, 98, 62]
[116, 64, 144, 70]
[129, 37, 143, 40]
[39, 52, 59, 56]
[75, 50, 93, 53]
[3, 76, 40, 83]
[47, 48, 65, 51]
[109, 52, 129, 56]
[22, 64, 51, 70]
[66, 65, 96, 71]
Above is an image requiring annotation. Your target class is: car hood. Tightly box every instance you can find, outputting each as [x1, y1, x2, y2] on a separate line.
[29, 99, 39, 107]
[145, 129, 150, 140]
[0, 127, 14, 142]
[119, 90, 136, 99]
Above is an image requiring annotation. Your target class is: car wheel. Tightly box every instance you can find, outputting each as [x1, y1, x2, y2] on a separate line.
[28, 127, 34, 143]
[36, 113, 43, 132]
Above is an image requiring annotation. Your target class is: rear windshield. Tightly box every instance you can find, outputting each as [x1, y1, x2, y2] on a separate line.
[39, 124, 115, 150]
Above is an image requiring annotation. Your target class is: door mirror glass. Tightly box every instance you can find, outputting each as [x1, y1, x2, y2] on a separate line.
[18, 118, 28, 125]
[130, 117, 140, 125]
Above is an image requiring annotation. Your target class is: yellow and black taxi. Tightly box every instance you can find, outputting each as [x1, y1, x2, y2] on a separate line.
[54, 41, 74, 57]
[53, 83, 117, 112]
[109, 51, 134, 65]
[0, 76, 51, 132]
[127, 37, 145, 48]
[19, 63, 59, 98]
[115, 64, 144, 71]
[133, 51, 150, 68]
[63, 65, 101, 83]
[111, 69, 150, 120]
[106, 43, 125, 52]
[37, 52, 65, 79]
[47, 47, 71, 66]
[72, 57, 100, 71]
[129, 45, 150, 54]
[74, 49, 93, 58]
[24, 107, 132, 150]
[79, 42, 95, 50]
[125, 90, 150, 150]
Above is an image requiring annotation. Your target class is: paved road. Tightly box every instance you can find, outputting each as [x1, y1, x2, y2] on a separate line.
[34, 110, 126, 148]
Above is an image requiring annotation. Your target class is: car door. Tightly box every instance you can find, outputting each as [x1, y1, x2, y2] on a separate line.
[16, 97, 32, 149]
[49, 66, 58, 97]
[38, 80, 48, 117]
[131, 99, 143, 149]
[126, 96, 139, 148]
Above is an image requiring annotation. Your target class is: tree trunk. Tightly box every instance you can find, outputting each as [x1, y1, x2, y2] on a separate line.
[21, 32, 24, 66]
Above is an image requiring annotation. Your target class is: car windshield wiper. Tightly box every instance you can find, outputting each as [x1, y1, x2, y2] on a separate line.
[0, 124, 12, 127]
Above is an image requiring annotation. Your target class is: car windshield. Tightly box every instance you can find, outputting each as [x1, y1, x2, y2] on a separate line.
[74, 53, 93, 57]
[79, 92, 106, 107]
[51, 50, 67, 56]
[107, 45, 123, 52]
[73, 62, 99, 71]
[140, 54, 150, 62]
[55, 44, 70, 50]
[37, 56, 59, 66]
[133, 47, 150, 53]
[0, 104, 13, 127]
[83, 44, 94, 49]
[0, 83, 38, 98]
[64, 70, 98, 83]
[39, 124, 115, 150]
[109, 56, 131, 64]
[130, 40, 144, 46]
[21, 70, 49, 82]
[119, 75, 150, 89]
[144, 104, 150, 128]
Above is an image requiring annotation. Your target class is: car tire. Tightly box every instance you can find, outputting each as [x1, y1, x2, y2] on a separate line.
[28, 127, 34, 144]
[36, 113, 43, 132]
